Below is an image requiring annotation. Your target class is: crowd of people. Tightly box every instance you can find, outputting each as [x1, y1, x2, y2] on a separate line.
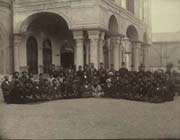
[1, 63, 176, 104]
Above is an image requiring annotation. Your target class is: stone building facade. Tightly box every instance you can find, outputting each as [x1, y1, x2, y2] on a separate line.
[0, 0, 13, 74]
[0, 0, 151, 74]
[150, 32, 180, 71]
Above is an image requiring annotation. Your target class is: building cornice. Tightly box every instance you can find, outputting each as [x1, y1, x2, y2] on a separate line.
[153, 41, 180, 44]
[0, 0, 12, 9]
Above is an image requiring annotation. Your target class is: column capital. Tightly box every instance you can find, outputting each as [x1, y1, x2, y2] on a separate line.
[14, 33, 24, 49]
[72, 30, 84, 40]
[111, 36, 121, 46]
[88, 30, 101, 39]
[14, 33, 24, 40]
[122, 37, 129, 41]
[142, 43, 151, 48]
[99, 31, 106, 40]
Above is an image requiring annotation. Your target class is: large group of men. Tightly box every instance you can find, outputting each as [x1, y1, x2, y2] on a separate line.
[1, 63, 176, 104]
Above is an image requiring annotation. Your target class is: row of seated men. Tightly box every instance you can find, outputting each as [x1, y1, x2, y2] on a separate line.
[1, 63, 175, 104]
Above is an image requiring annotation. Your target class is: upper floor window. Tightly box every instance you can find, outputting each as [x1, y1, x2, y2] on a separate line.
[126, 0, 135, 14]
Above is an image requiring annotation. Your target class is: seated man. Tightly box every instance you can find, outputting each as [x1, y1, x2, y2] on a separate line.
[92, 79, 104, 97]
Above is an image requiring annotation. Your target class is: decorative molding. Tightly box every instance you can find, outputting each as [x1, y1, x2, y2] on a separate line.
[0, 0, 11, 9]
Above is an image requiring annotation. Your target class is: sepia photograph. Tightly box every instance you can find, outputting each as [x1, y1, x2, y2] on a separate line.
[0, 0, 180, 139]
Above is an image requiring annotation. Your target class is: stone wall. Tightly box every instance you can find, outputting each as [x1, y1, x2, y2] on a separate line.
[150, 42, 180, 71]
[0, 0, 13, 74]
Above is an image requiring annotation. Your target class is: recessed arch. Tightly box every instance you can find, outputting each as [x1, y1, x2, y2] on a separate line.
[21, 12, 74, 72]
[108, 15, 119, 35]
[126, 25, 139, 41]
[20, 12, 71, 33]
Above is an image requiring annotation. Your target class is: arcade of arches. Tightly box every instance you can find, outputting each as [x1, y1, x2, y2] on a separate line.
[13, 13, 147, 74]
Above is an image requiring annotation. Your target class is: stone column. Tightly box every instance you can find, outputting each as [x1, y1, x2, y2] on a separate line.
[132, 41, 141, 71]
[119, 37, 123, 68]
[85, 39, 90, 65]
[122, 37, 131, 70]
[136, 42, 142, 71]
[131, 41, 136, 71]
[142, 44, 150, 70]
[73, 30, 84, 70]
[98, 32, 105, 65]
[112, 36, 121, 70]
[88, 30, 100, 69]
[14, 34, 23, 72]
[141, 44, 146, 66]
[107, 38, 111, 69]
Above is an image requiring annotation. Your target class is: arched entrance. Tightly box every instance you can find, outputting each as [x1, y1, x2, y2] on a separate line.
[23, 12, 73, 73]
[126, 25, 139, 71]
[26, 36, 38, 74]
[43, 39, 52, 73]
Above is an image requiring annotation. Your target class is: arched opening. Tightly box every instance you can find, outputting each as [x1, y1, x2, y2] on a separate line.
[126, 25, 139, 71]
[26, 36, 38, 74]
[24, 12, 74, 73]
[108, 15, 119, 35]
[104, 15, 119, 69]
[126, 25, 138, 41]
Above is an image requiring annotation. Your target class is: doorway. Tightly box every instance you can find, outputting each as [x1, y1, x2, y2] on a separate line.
[43, 39, 52, 73]
[26, 36, 38, 74]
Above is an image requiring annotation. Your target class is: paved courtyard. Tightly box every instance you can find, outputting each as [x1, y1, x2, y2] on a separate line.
[0, 96, 180, 139]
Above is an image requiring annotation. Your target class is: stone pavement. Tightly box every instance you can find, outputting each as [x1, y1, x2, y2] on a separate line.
[0, 97, 180, 139]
